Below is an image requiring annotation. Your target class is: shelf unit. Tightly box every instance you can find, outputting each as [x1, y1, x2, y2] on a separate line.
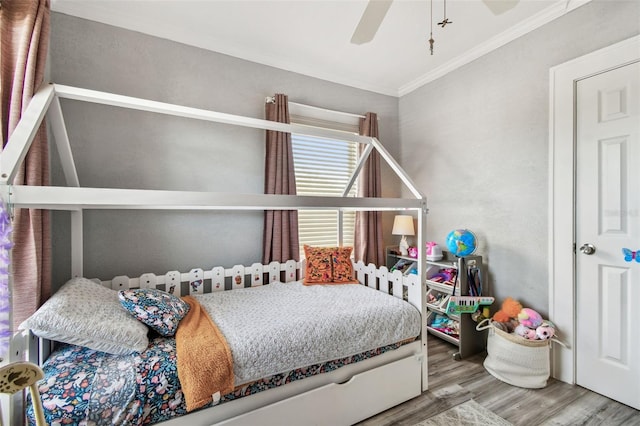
[386, 246, 489, 359]
[385, 246, 419, 276]
[424, 250, 487, 360]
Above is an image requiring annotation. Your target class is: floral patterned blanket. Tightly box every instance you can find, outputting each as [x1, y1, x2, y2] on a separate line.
[28, 337, 186, 425]
[27, 337, 411, 425]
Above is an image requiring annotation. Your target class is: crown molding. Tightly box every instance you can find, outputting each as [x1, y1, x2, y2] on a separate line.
[398, 0, 593, 97]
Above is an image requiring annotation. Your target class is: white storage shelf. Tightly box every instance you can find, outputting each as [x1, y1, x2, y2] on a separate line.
[426, 311, 460, 346]
[425, 288, 459, 320]
[425, 279, 461, 296]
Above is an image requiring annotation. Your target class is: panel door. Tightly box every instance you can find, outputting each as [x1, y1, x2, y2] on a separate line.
[576, 61, 640, 409]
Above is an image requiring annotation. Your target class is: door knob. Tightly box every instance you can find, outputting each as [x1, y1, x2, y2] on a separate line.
[579, 243, 596, 255]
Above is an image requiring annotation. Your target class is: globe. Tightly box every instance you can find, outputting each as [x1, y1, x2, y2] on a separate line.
[445, 229, 477, 257]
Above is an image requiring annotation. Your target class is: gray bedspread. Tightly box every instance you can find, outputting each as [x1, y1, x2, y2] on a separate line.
[194, 281, 421, 385]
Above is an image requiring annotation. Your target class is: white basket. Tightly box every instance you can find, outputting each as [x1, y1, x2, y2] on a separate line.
[477, 319, 553, 389]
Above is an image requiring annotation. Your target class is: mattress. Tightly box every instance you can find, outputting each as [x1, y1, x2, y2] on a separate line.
[27, 281, 421, 425]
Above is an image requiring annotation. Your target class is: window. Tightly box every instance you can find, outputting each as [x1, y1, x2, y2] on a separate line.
[289, 103, 362, 259]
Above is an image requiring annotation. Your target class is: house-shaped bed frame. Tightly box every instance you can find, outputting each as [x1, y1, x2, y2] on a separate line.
[1, 83, 428, 425]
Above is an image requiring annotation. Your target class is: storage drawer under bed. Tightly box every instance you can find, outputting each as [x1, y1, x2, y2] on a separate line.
[215, 354, 422, 426]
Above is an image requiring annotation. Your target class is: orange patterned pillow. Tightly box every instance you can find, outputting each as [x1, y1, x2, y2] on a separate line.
[303, 245, 358, 285]
[329, 246, 358, 284]
[303, 245, 334, 284]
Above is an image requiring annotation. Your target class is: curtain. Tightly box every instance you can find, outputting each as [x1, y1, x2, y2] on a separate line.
[262, 94, 299, 263]
[354, 112, 384, 266]
[1, 0, 51, 328]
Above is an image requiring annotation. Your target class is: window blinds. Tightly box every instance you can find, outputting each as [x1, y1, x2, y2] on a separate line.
[289, 102, 361, 256]
[291, 133, 359, 252]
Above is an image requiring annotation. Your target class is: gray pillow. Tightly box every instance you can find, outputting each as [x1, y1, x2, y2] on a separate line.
[19, 277, 149, 355]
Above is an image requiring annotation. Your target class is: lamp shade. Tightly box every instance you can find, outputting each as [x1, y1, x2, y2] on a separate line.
[392, 215, 415, 236]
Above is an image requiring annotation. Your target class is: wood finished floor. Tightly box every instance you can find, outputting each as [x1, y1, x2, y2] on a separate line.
[357, 335, 640, 426]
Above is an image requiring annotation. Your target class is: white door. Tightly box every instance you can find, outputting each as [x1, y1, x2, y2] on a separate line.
[576, 61, 640, 409]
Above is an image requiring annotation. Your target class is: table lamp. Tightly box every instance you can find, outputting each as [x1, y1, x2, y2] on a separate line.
[392, 215, 415, 256]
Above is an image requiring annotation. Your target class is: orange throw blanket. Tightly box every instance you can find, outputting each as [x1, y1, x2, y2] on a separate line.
[176, 296, 234, 412]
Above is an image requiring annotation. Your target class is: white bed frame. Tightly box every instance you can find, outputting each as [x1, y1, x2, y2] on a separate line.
[0, 83, 429, 426]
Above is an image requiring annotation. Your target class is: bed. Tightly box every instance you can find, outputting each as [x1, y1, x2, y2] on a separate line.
[1, 83, 429, 426]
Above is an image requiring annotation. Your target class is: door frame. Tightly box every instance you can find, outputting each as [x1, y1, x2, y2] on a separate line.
[549, 34, 640, 384]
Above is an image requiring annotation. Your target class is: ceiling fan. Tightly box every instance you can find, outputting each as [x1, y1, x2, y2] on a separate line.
[350, 0, 519, 45]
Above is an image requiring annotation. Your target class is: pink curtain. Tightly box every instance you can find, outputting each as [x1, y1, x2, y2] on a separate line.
[1, 0, 52, 328]
[354, 112, 384, 266]
[262, 94, 299, 263]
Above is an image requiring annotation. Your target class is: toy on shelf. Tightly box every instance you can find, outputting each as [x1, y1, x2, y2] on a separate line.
[427, 291, 448, 306]
[425, 242, 443, 261]
[430, 313, 460, 337]
[428, 268, 457, 285]
[446, 296, 494, 315]
[445, 229, 477, 257]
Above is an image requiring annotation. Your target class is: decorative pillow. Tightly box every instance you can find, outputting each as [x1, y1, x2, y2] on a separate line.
[303, 245, 334, 284]
[303, 245, 358, 285]
[19, 277, 149, 355]
[118, 288, 189, 336]
[330, 246, 358, 284]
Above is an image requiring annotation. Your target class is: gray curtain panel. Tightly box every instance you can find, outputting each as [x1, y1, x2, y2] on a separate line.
[262, 94, 300, 263]
[355, 112, 384, 266]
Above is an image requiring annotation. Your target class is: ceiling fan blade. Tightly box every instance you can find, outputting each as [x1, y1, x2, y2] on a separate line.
[350, 0, 393, 45]
[482, 0, 519, 15]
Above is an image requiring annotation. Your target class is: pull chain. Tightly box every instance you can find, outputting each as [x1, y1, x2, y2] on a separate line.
[428, 0, 435, 55]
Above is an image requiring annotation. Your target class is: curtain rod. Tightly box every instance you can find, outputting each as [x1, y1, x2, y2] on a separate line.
[265, 96, 366, 120]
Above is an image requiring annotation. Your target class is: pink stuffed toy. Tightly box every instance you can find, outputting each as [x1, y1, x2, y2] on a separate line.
[535, 321, 556, 340]
[518, 308, 543, 328]
[515, 324, 537, 340]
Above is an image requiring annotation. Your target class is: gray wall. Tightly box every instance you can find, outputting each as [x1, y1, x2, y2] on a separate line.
[50, 1, 640, 309]
[49, 13, 401, 286]
[399, 0, 639, 313]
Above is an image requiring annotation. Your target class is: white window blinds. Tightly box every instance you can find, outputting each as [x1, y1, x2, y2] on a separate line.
[289, 103, 361, 258]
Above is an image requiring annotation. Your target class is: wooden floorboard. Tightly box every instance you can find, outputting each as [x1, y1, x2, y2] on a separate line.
[357, 335, 639, 426]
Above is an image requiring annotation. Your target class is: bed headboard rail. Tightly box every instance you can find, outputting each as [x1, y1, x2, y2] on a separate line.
[100, 259, 301, 296]
[94, 260, 421, 309]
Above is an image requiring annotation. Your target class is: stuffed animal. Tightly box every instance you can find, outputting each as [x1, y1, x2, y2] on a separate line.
[515, 319, 556, 340]
[492, 297, 522, 323]
[535, 321, 556, 340]
[518, 308, 543, 328]
[491, 297, 522, 333]
[515, 324, 537, 340]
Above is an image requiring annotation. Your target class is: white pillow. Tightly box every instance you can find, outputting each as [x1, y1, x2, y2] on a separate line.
[19, 277, 149, 355]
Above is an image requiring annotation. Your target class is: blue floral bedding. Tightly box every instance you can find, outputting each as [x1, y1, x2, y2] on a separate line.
[27, 337, 185, 425]
[27, 336, 409, 425]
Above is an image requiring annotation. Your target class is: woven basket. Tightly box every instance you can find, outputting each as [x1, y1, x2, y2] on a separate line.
[477, 319, 551, 389]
